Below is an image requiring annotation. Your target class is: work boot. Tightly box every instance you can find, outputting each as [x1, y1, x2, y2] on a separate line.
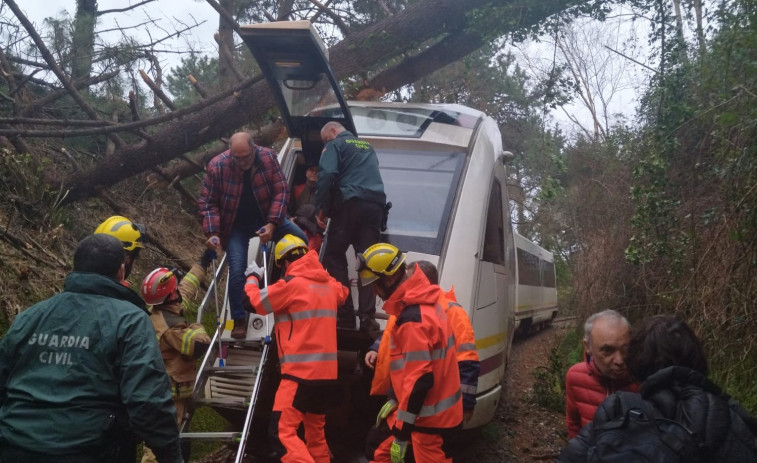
[231, 319, 248, 339]
[359, 316, 379, 332]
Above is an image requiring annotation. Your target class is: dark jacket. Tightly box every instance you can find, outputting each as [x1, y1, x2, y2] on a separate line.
[315, 130, 386, 214]
[558, 366, 757, 463]
[0, 272, 182, 463]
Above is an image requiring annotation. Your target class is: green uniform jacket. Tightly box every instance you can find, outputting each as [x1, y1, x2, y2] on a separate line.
[0, 272, 182, 462]
[315, 130, 386, 214]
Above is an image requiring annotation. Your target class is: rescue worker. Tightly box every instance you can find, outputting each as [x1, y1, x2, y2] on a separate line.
[365, 260, 480, 422]
[242, 234, 349, 463]
[357, 244, 463, 463]
[140, 250, 214, 463]
[0, 234, 182, 463]
[94, 215, 146, 282]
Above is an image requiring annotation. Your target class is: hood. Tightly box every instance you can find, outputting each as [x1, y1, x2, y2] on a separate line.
[382, 263, 442, 317]
[65, 271, 147, 312]
[284, 250, 331, 282]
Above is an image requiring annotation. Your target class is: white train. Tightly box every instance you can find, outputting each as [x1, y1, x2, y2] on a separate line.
[514, 232, 559, 335]
[186, 20, 556, 460]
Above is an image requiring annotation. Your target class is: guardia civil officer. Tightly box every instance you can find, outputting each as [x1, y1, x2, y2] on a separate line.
[0, 234, 182, 463]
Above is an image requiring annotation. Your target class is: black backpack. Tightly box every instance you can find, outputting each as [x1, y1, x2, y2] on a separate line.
[587, 392, 706, 463]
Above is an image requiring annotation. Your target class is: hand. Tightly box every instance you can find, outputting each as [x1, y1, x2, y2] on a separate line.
[463, 409, 474, 424]
[199, 248, 216, 269]
[316, 210, 328, 230]
[256, 223, 275, 244]
[375, 399, 397, 427]
[390, 439, 407, 463]
[364, 350, 378, 369]
[245, 262, 264, 280]
[206, 235, 221, 252]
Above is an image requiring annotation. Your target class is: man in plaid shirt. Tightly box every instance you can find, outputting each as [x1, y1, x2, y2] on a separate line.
[198, 131, 307, 339]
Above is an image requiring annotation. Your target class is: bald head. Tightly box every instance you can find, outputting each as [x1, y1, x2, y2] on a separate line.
[229, 132, 255, 169]
[320, 122, 346, 144]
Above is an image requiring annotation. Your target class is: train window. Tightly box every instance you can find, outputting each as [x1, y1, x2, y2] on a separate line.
[377, 149, 465, 255]
[541, 260, 556, 288]
[483, 181, 506, 265]
[517, 248, 541, 286]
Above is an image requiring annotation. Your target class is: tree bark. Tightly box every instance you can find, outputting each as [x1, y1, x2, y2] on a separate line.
[71, 0, 98, 80]
[55, 0, 587, 205]
[218, 0, 237, 91]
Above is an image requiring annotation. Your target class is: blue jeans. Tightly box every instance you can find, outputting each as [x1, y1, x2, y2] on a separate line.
[226, 218, 308, 321]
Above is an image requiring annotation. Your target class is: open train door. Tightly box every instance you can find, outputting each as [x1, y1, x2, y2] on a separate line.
[239, 20, 356, 165]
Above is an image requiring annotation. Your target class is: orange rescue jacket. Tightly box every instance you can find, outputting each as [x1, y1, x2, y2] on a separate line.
[244, 250, 348, 382]
[382, 265, 463, 437]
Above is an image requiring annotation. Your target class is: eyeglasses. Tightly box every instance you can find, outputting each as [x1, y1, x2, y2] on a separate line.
[231, 151, 254, 164]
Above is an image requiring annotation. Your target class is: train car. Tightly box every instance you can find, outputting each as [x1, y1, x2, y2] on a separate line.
[184, 20, 519, 460]
[513, 232, 558, 335]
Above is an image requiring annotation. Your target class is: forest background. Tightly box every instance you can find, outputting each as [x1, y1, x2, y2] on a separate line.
[1, 0, 755, 433]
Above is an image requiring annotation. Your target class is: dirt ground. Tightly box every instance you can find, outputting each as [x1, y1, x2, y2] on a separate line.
[461, 325, 570, 462]
[198, 324, 572, 463]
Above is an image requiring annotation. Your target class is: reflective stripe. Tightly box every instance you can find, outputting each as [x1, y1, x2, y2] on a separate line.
[458, 343, 476, 352]
[391, 335, 456, 371]
[184, 272, 200, 290]
[279, 352, 338, 364]
[181, 328, 205, 355]
[274, 309, 335, 324]
[398, 389, 462, 424]
[259, 288, 274, 314]
[460, 384, 477, 395]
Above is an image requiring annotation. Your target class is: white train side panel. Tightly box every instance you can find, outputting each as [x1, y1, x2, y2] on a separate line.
[513, 232, 558, 333]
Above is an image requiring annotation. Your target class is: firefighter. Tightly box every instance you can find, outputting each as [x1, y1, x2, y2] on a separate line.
[357, 244, 463, 463]
[243, 234, 349, 463]
[94, 215, 146, 282]
[366, 260, 480, 422]
[140, 250, 214, 463]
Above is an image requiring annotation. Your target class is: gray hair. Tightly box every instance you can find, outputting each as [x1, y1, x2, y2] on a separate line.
[584, 309, 630, 345]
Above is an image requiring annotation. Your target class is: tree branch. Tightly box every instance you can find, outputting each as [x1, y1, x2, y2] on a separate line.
[97, 0, 156, 16]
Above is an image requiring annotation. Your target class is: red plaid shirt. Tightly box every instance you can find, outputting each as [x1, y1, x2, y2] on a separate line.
[198, 146, 290, 245]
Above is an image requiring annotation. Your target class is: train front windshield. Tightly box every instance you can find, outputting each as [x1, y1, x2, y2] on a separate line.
[377, 149, 465, 255]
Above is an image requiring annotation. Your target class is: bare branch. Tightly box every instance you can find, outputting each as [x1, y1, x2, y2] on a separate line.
[213, 33, 244, 83]
[140, 69, 177, 111]
[97, 0, 157, 16]
[307, 0, 351, 36]
[19, 70, 120, 117]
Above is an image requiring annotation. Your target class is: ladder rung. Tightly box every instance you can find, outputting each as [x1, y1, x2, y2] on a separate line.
[181, 431, 240, 442]
[205, 365, 258, 373]
[193, 397, 249, 406]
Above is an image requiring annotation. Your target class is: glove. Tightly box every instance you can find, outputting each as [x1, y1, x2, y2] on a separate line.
[199, 248, 216, 268]
[390, 439, 407, 463]
[376, 399, 397, 427]
[245, 262, 264, 280]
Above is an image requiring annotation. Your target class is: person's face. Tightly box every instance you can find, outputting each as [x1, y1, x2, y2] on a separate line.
[585, 317, 630, 380]
[230, 142, 255, 170]
[305, 166, 318, 183]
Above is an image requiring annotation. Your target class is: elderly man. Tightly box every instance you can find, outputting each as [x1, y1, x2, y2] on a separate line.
[198, 131, 307, 339]
[565, 309, 640, 438]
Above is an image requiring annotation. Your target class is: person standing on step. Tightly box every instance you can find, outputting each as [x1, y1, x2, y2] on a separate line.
[198, 131, 307, 339]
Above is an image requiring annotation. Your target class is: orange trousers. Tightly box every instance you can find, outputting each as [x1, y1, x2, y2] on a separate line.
[371, 411, 453, 463]
[271, 378, 330, 463]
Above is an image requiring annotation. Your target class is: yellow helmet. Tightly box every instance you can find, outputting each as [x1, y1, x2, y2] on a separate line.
[94, 216, 145, 251]
[274, 234, 308, 266]
[357, 243, 405, 286]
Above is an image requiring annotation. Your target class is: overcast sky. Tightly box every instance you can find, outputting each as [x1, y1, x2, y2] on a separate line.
[16, 1, 649, 135]
[19, 0, 220, 73]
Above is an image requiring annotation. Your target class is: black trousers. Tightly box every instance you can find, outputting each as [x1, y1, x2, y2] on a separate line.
[322, 198, 383, 322]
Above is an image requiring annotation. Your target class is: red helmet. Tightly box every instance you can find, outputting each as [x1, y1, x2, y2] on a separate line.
[141, 268, 178, 305]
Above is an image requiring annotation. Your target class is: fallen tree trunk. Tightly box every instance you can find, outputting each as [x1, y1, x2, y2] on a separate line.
[55, 0, 586, 205]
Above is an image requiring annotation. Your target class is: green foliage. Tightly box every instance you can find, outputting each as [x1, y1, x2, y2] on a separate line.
[166, 54, 220, 108]
[531, 328, 583, 413]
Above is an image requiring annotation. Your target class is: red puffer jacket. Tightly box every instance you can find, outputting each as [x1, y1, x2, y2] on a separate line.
[565, 356, 640, 438]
